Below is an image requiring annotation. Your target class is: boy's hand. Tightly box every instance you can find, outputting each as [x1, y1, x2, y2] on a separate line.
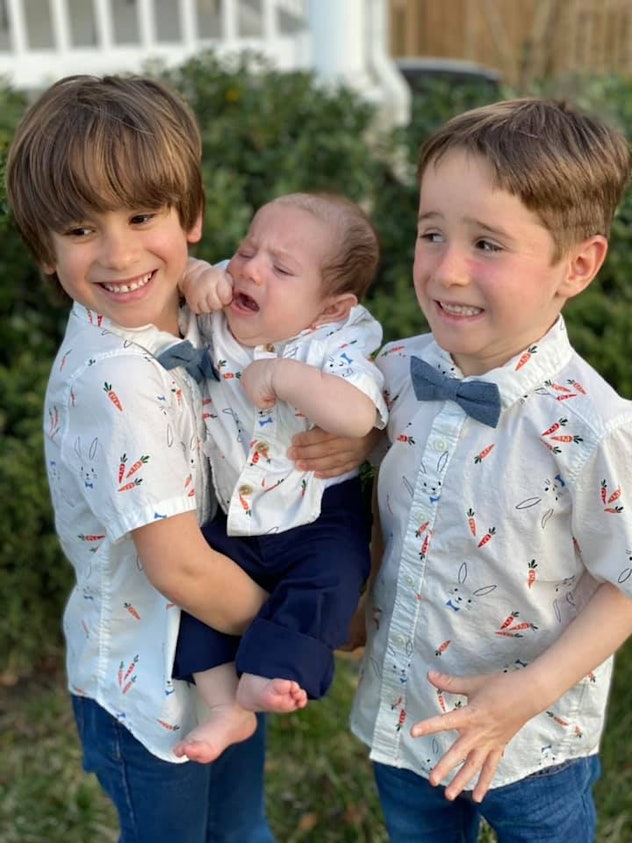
[410, 669, 541, 803]
[288, 426, 383, 478]
[241, 359, 280, 410]
[181, 257, 233, 314]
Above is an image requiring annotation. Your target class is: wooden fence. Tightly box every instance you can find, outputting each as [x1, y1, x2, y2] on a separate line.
[389, 0, 632, 87]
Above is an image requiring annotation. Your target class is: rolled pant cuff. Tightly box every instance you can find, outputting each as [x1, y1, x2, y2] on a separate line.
[236, 617, 334, 699]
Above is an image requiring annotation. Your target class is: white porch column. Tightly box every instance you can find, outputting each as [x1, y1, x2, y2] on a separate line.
[6, 0, 27, 55]
[137, 0, 156, 48]
[94, 0, 114, 49]
[307, 0, 371, 89]
[366, 0, 411, 127]
[307, 0, 409, 128]
[50, 0, 71, 51]
[221, 0, 238, 43]
[180, 0, 197, 47]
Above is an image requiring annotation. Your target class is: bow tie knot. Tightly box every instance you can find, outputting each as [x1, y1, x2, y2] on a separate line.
[410, 356, 501, 428]
[156, 339, 220, 383]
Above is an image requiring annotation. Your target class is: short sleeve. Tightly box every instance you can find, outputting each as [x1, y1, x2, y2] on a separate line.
[62, 352, 201, 540]
[572, 422, 632, 596]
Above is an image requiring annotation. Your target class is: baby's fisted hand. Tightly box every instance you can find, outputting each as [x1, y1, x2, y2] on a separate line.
[181, 257, 233, 314]
[241, 359, 281, 410]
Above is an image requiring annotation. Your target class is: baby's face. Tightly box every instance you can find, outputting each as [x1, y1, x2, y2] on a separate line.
[413, 148, 575, 376]
[225, 203, 336, 347]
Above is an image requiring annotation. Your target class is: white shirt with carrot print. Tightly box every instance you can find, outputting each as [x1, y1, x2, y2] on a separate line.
[45, 302, 212, 762]
[350, 316, 632, 788]
[198, 304, 388, 536]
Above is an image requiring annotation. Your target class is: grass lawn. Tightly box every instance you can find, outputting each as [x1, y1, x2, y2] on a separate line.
[1, 646, 630, 842]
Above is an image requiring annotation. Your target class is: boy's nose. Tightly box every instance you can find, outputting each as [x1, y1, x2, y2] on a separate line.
[435, 247, 470, 287]
[100, 230, 138, 269]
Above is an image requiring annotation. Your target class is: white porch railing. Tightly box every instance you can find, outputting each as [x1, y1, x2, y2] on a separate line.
[0, 0, 312, 89]
[0, 0, 410, 126]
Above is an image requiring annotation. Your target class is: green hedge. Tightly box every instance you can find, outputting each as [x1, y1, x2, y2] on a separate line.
[1, 52, 631, 680]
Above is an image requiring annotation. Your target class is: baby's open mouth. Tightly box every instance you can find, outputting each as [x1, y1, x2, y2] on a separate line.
[234, 292, 259, 312]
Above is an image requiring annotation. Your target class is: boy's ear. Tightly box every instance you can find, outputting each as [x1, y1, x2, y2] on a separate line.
[316, 292, 358, 325]
[559, 235, 608, 300]
[186, 213, 203, 245]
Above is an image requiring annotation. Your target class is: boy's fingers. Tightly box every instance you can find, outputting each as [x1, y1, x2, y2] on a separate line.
[471, 754, 501, 803]
[410, 710, 463, 738]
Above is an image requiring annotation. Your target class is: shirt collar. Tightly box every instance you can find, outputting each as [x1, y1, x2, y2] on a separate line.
[421, 316, 574, 412]
[71, 302, 202, 356]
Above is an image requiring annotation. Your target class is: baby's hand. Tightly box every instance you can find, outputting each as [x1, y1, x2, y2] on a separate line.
[181, 257, 233, 314]
[241, 359, 281, 410]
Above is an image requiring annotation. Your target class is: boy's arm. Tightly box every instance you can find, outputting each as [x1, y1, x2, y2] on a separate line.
[241, 357, 378, 437]
[133, 511, 267, 635]
[410, 581, 632, 802]
[180, 257, 233, 314]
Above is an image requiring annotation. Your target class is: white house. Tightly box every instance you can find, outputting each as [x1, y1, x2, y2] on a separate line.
[0, 0, 410, 125]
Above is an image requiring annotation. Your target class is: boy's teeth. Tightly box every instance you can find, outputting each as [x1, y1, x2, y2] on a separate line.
[441, 302, 481, 316]
[103, 273, 152, 293]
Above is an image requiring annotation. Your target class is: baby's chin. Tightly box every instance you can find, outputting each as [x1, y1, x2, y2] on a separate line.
[225, 320, 264, 349]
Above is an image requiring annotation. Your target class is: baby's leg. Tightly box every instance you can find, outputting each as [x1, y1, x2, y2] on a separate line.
[173, 662, 257, 763]
[236, 673, 308, 713]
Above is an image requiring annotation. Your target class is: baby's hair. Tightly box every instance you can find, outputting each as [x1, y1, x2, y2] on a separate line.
[6, 74, 204, 277]
[268, 192, 379, 300]
[417, 98, 631, 261]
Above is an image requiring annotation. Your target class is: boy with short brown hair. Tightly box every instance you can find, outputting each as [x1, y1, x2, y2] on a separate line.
[351, 98, 632, 842]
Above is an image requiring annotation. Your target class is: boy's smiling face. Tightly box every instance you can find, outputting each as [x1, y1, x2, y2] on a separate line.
[413, 149, 599, 376]
[45, 206, 201, 335]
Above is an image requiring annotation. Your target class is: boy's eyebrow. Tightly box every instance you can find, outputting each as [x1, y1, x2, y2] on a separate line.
[417, 209, 512, 239]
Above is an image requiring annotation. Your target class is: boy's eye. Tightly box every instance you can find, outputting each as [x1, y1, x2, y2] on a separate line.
[419, 230, 443, 244]
[129, 212, 156, 225]
[273, 264, 292, 276]
[63, 225, 93, 238]
[476, 239, 502, 253]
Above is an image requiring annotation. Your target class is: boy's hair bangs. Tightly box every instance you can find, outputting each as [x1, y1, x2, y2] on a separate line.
[47, 120, 196, 229]
[417, 98, 631, 259]
[7, 75, 204, 270]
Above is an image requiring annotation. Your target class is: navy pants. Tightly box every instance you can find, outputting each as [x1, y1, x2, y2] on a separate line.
[174, 477, 371, 699]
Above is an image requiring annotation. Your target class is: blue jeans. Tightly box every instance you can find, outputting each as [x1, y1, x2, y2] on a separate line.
[373, 755, 601, 843]
[71, 695, 275, 843]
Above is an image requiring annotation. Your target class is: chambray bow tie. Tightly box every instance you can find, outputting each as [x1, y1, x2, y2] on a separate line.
[410, 356, 501, 428]
[156, 340, 220, 383]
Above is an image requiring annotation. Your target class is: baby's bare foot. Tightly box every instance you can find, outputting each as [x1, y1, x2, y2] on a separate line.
[237, 673, 308, 713]
[173, 704, 257, 763]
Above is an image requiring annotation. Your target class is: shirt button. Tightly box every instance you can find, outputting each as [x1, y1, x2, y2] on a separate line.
[435, 439, 447, 451]
[264, 343, 275, 353]
[239, 484, 253, 495]
[395, 635, 405, 646]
